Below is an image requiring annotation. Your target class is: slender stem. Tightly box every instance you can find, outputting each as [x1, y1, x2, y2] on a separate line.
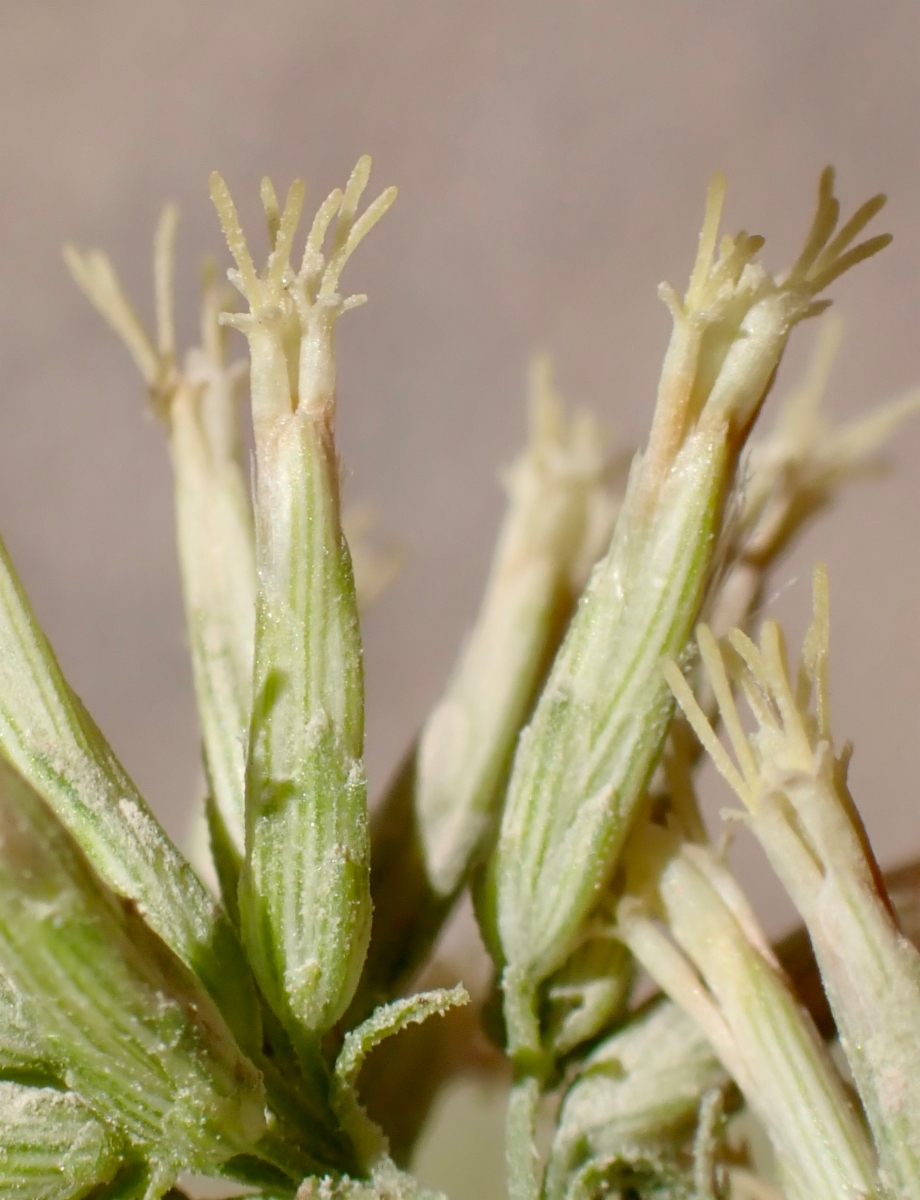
[507, 1074, 543, 1200]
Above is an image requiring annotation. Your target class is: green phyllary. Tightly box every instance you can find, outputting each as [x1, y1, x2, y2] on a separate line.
[0, 754, 265, 1198]
[0, 481, 258, 1050]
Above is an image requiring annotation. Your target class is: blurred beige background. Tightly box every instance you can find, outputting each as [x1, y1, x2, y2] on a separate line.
[1, 1, 920, 951]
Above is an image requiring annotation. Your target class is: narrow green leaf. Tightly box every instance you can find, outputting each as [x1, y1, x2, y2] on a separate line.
[330, 986, 468, 1174]
[0, 529, 259, 1049]
[0, 755, 266, 1195]
[335, 986, 470, 1095]
[296, 1158, 449, 1200]
[0, 1082, 123, 1199]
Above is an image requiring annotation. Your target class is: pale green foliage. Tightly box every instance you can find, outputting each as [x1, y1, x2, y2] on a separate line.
[0, 1083, 123, 1200]
[331, 986, 468, 1170]
[0, 755, 266, 1197]
[546, 1000, 726, 1200]
[295, 1158, 449, 1200]
[0, 494, 258, 1052]
[0, 158, 915, 1200]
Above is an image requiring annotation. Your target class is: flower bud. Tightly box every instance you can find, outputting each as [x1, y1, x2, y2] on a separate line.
[418, 358, 618, 898]
[669, 566, 920, 1196]
[211, 161, 395, 1054]
[68, 211, 257, 912]
[482, 169, 891, 1067]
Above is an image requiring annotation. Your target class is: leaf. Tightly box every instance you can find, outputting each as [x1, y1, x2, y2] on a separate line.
[0, 755, 266, 1195]
[0, 1082, 123, 1199]
[0, 530, 259, 1050]
[331, 987, 469, 1172]
[546, 999, 726, 1200]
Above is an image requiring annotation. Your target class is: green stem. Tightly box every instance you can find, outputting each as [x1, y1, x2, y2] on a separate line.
[507, 1075, 543, 1200]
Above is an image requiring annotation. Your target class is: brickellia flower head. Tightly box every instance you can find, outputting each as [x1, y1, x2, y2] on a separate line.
[0, 158, 914, 1200]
